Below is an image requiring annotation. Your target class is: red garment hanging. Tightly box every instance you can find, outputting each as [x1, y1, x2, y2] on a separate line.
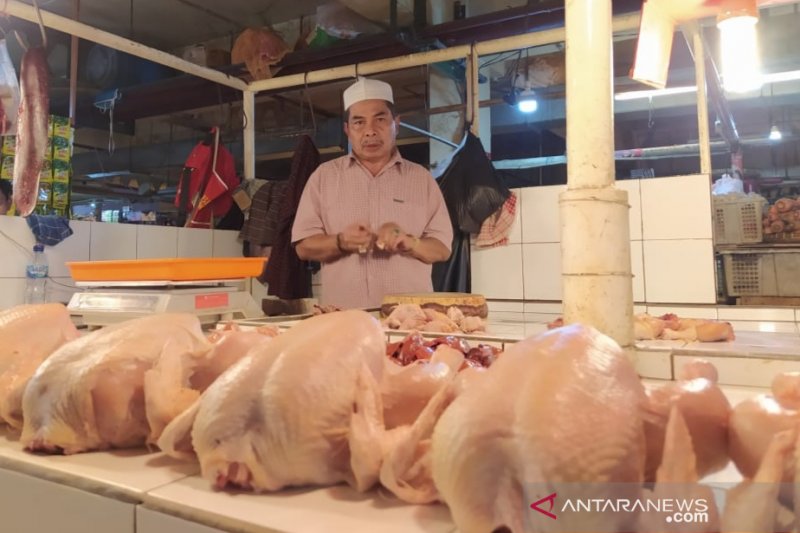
[175, 128, 239, 228]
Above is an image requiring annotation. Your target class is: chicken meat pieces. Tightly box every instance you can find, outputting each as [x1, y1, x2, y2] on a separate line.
[21, 313, 210, 454]
[431, 324, 648, 533]
[159, 310, 388, 493]
[0, 304, 80, 429]
[643, 359, 731, 482]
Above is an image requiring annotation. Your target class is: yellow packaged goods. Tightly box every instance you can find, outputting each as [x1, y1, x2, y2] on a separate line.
[52, 159, 69, 182]
[39, 158, 52, 182]
[52, 181, 69, 208]
[51, 115, 70, 138]
[46, 135, 54, 160]
[37, 182, 52, 205]
[1, 156, 13, 180]
[2, 135, 14, 156]
[52, 134, 71, 161]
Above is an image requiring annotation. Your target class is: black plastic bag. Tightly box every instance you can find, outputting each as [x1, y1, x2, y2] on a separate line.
[432, 130, 510, 293]
[432, 227, 470, 293]
[438, 131, 510, 234]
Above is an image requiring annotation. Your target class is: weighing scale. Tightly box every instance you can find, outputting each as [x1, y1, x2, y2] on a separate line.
[67, 278, 264, 329]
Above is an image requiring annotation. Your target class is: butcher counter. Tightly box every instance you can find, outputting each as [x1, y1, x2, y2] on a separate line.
[0, 383, 762, 533]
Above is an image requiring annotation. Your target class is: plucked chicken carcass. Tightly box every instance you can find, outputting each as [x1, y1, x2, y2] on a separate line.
[144, 325, 277, 443]
[21, 314, 210, 454]
[643, 359, 731, 481]
[158, 310, 388, 492]
[0, 304, 80, 428]
[728, 371, 799, 509]
[430, 324, 648, 533]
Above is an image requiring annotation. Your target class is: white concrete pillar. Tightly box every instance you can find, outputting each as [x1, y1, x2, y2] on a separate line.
[428, 69, 464, 168]
[560, 0, 634, 347]
[243, 90, 256, 181]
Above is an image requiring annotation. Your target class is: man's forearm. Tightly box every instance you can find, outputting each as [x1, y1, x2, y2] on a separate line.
[405, 237, 450, 264]
[295, 234, 343, 262]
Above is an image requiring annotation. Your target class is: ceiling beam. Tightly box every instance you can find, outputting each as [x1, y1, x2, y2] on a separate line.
[4, 0, 247, 90]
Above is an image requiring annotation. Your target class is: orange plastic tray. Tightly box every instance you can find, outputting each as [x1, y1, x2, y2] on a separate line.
[66, 258, 267, 282]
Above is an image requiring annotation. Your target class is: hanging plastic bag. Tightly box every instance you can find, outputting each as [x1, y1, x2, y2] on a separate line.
[711, 172, 744, 196]
[0, 39, 21, 136]
[437, 130, 511, 234]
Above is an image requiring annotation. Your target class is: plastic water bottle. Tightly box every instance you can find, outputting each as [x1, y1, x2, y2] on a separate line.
[24, 244, 48, 305]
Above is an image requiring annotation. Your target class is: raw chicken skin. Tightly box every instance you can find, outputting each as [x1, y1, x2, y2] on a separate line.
[643, 359, 731, 481]
[159, 310, 387, 493]
[21, 314, 209, 454]
[0, 304, 79, 429]
[144, 328, 276, 443]
[431, 324, 648, 533]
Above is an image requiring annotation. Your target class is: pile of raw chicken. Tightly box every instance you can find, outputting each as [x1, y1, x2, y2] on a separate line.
[550, 313, 737, 342]
[382, 302, 487, 333]
[1, 303, 798, 533]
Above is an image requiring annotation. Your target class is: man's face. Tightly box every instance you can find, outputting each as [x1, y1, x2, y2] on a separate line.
[344, 99, 399, 165]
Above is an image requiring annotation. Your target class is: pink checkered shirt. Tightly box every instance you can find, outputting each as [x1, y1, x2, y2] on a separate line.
[292, 152, 453, 309]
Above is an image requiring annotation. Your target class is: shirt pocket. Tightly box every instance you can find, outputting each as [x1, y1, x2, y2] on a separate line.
[388, 198, 427, 237]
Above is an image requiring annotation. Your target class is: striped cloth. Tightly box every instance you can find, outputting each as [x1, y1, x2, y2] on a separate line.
[474, 191, 517, 248]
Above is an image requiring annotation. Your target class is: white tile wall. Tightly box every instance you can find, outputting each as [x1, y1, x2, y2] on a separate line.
[471, 243, 524, 300]
[507, 188, 523, 244]
[631, 240, 645, 302]
[717, 307, 795, 322]
[0, 278, 24, 309]
[523, 302, 563, 314]
[90, 222, 138, 260]
[487, 300, 525, 313]
[641, 174, 713, 240]
[177, 227, 213, 258]
[137, 225, 178, 259]
[617, 179, 643, 241]
[0, 216, 35, 277]
[212, 230, 243, 257]
[48, 220, 91, 277]
[520, 185, 564, 243]
[643, 239, 716, 303]
[48, 277, 79, 305]
[522, 242, 562, 300]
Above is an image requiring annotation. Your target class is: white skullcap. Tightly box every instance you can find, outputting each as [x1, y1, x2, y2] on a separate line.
[343, 77, 394, 111]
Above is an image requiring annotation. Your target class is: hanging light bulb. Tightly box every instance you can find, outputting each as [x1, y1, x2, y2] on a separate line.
[517, 89, 538, 113]
[769, 125, 782, 141]
[717, 0, 762, 93]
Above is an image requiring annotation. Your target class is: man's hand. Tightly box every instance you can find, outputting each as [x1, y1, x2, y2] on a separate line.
[338, 223, 374, 254]
[375, 222, 418, 254]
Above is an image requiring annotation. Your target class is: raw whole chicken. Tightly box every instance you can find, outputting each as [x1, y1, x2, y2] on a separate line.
[380, 345, 463, 428]
[383, 303, 427, 330]
[643, 359, 731, 481]
[383, 303, 486, 333]
[430, 324, 648, 532]
[21, 313, 210, 454]
[0, 304, 79, 429]
[728, 371, 799, 507]
[158, 310, 388, 493]
[144, 326, 277, 443]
